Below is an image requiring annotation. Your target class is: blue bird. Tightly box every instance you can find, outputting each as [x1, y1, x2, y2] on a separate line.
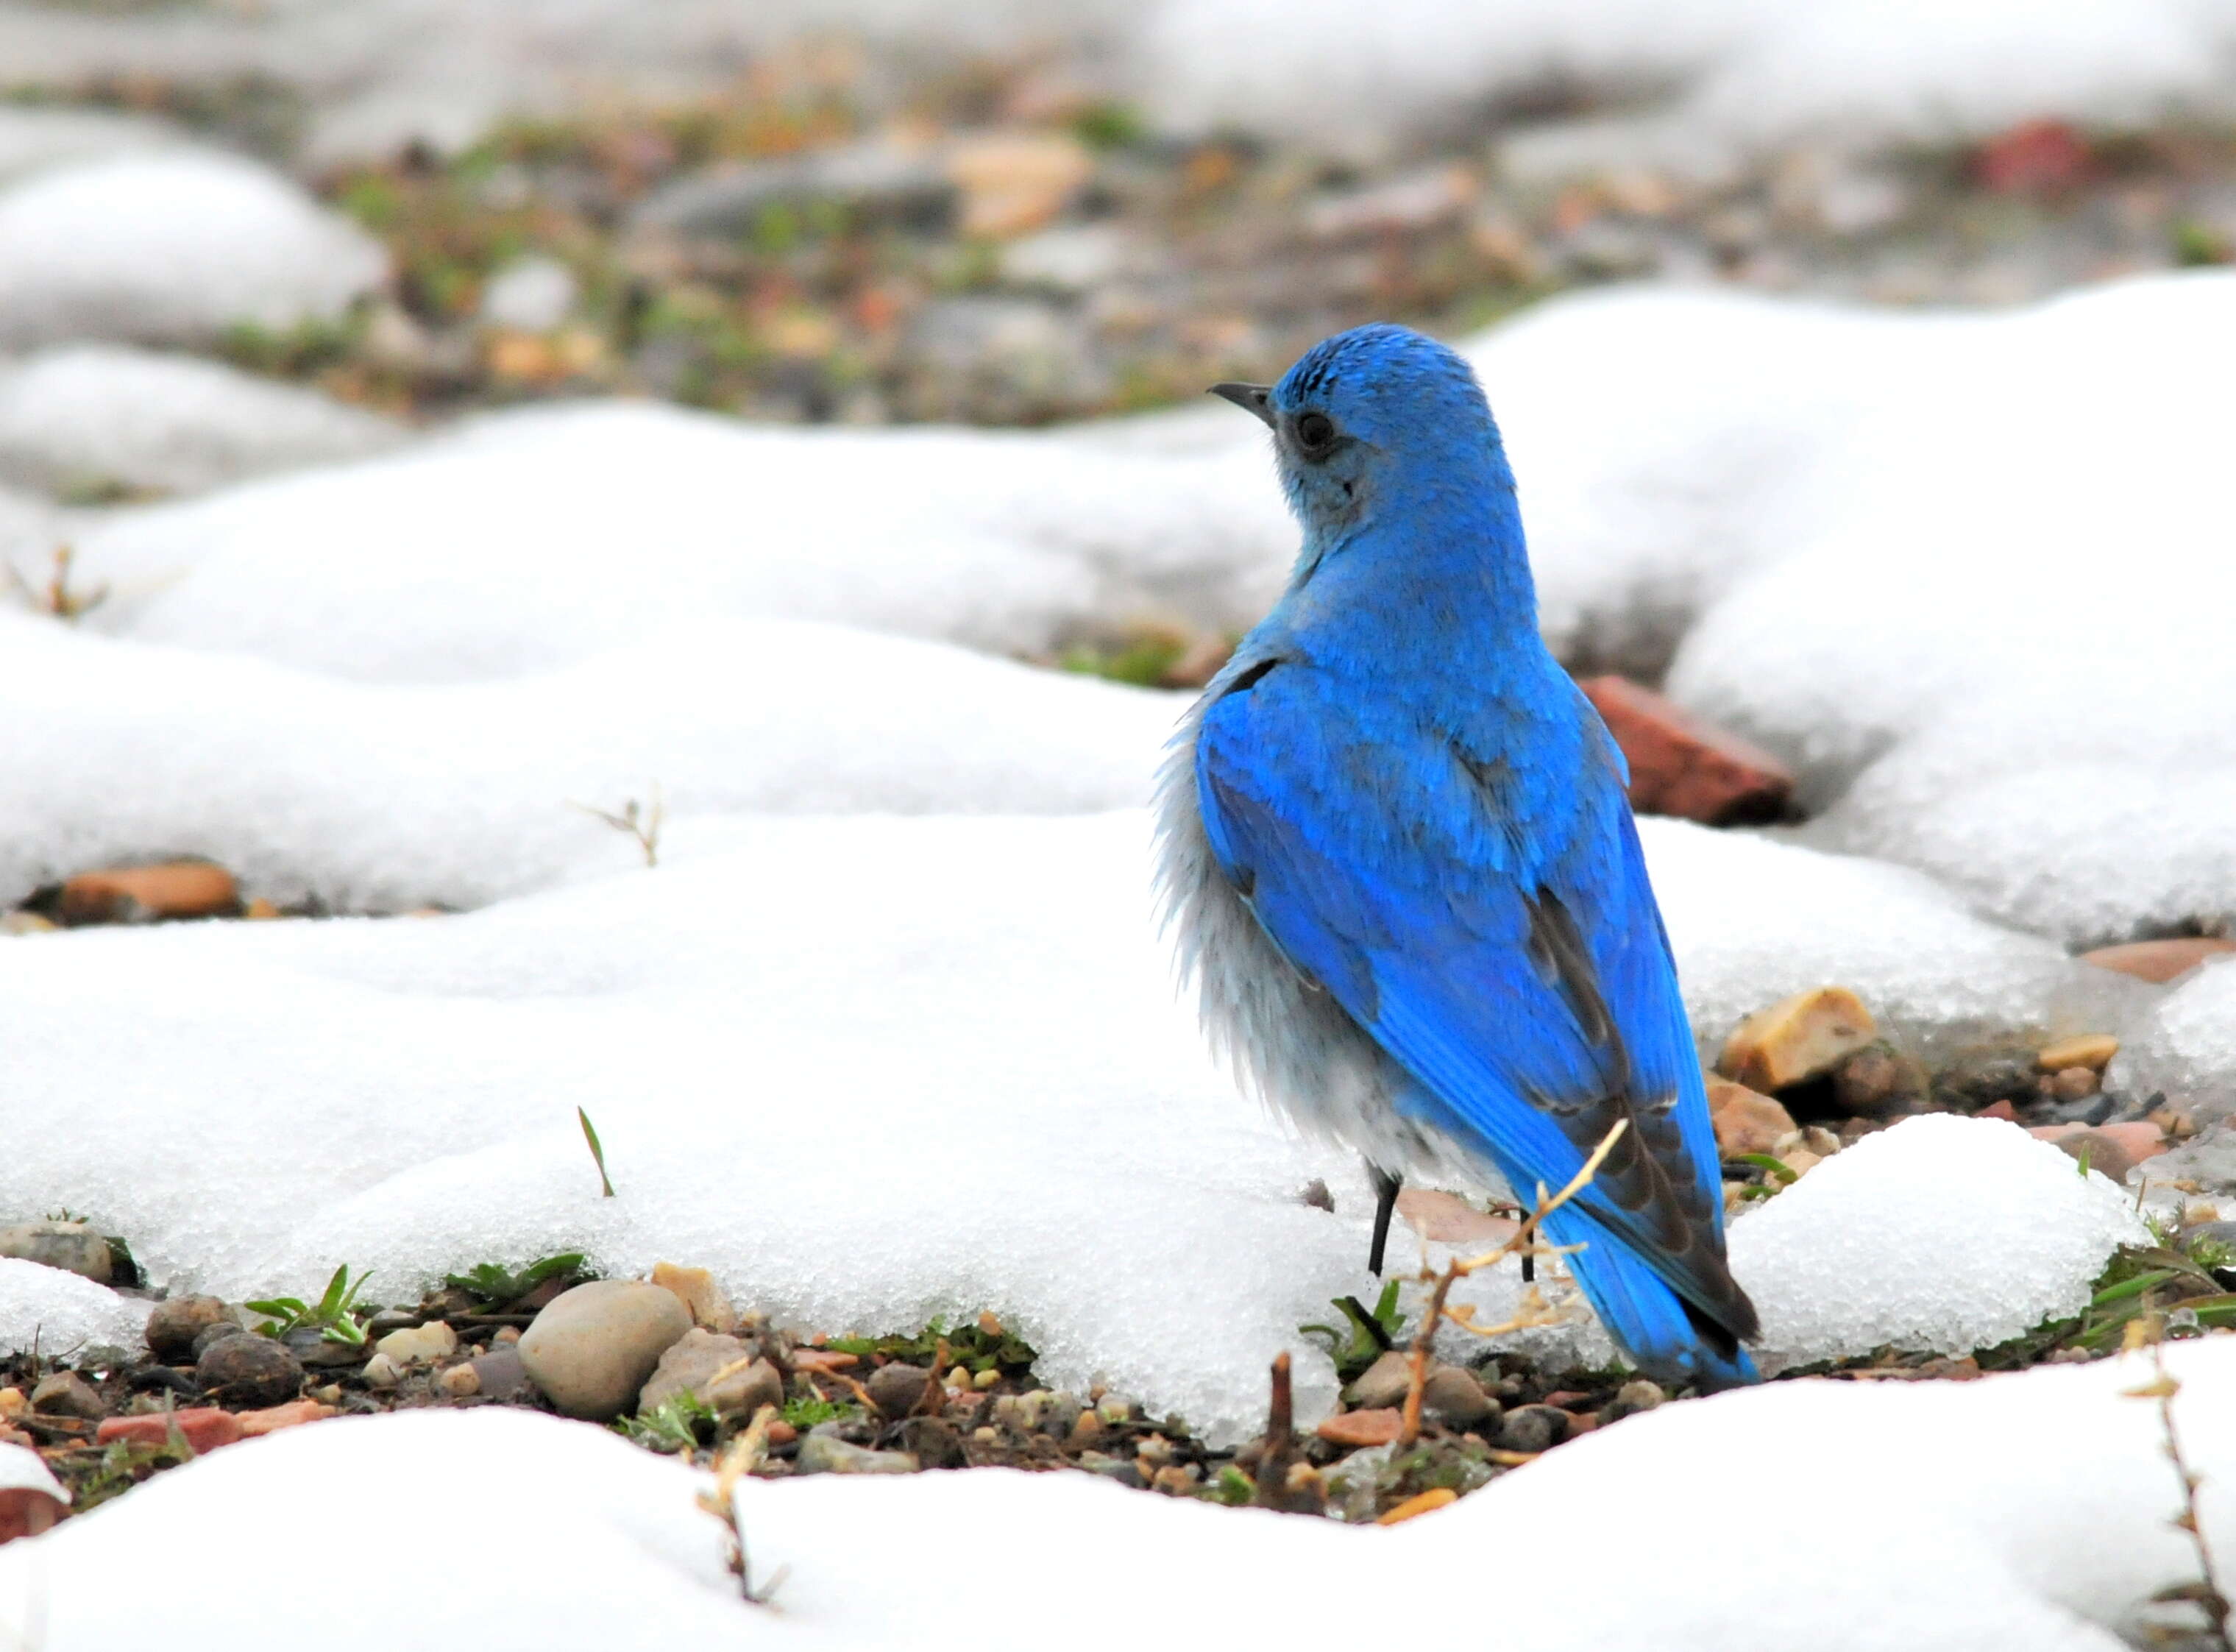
[1156, 323, 1758, 1390]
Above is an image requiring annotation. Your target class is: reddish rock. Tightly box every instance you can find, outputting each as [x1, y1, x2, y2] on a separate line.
[96, 1408, 241, 1453]
[765, 1419, 798, 1446]
[1577, 676, 1792, 826]
[1315, 1408, 1403, 1447]
[2029, 1121, 2168, 1183]
[236, 1399, 336, 1438]
[1976, 119, 2090, 194]
[0, 1487, 63, 1543]
[1976, 1099, 2021, 1124]
[57, 862, 238, 926]
[2079, 938, 2236, 985]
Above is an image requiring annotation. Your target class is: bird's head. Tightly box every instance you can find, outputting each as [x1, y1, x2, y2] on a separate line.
[1210, 323, 1511, 544]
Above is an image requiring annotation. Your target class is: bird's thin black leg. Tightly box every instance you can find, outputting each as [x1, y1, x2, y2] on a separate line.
[1366, 1160, 1402, 1276]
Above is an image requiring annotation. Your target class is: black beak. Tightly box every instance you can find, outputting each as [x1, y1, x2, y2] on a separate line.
[1209, 382, 1274, 428]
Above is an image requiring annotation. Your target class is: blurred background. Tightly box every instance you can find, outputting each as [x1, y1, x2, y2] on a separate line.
[0, 0, 2232, 446]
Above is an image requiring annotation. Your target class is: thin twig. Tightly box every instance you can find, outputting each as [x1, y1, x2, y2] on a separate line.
[1398, 1120, 1629, 1447]
[698, 1404, 788, 1606]
[2125, 1310, 2232, 1648]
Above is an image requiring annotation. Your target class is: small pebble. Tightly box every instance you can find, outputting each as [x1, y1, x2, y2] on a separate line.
[145, 1295, 231, 1363]
[1602, 1380, 1666, 1424]
[1497, 1405, 1571, 1454]
[2050, 1066, 2100, 1102]
[29, 1372, 108, 1421]
[375, 1322, 458, 1368]
[1343, 1348, 1415, 1411]
[865, 1361, 934, 1418]
[196, 1334, 303, 1408]
[191, 1322, 249, 1361]
[1420, 1366, 1495, 1428]
[2038, 1034, 2118, 1073]
[1316, 1408, 1402, 1448]
[361, 1352, 404, 1389]
[1718, 986, 1875, 1092]
[794, 1431, 918, 1475]
[436, 1364, 480, 1398]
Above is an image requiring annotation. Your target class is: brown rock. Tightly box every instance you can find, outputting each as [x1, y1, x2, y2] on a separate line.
[1315, 1408, 1403, 1448]
[2079, 938, 2236, 985]
[866, 1361, 936, 1418]
[519, 1280, 694, 1421]
[1718, 987, 1877, 1092]
[2037, 1035, 2118, 1074]
[97, 1408, 241, 1453]
[1576, 676, 1792, 826]
[236, 1398, 336, 1437]
[1419, 1366, 1494, 1428]
[146, 1294, 232, 1362]
[57, 862, 238, 925]
[196, 1333, 302, 1408]
[636, 1327, 781, 1419]
[1342, 1347, 1416, 1411]
[2049, 1066, 2100, 1102]
[1834, 1044, 1922, 1118]
[1708, 1080, 1797, 1158]
[29, 1372, 107, 1421]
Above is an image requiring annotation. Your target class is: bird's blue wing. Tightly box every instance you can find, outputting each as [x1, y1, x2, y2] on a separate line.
[1195, 666, 1753, 1345]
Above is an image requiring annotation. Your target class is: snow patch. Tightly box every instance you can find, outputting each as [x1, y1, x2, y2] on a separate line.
[0, 152, 387, 350]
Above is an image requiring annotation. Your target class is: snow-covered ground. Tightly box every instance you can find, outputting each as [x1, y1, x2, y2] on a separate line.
[11, 1338, 2236, 1651]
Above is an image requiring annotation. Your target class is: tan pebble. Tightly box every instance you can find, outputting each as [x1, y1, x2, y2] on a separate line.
[972, 1367, 1000, 1390]
[0, 1389, 24, 1422]
[1315, 1408, 1403, 1448]
[946, 133, 1094, 238]
[362, 1352, 403, 1389]
[976, 1311, 1004, 1339]
[244, 898, 280, 920]
[973, 1426, 999, 1444]
[2051, 1066, 2099, 1102]
[1151, 1464, 1199, 1497]
[494, 1326, 521, 1344]
[437, 1364, 481, 1398]
[2037, 1035, 2118, 1074]
[1068, 1410, 1105, 1445]
[313, 1384, 344, 1405]
[650, 1262, 736, 1333]
[1708, 1080, 1797, 1158]
[1798, 1125, 1842, 1157]
[2078, 938, 2236, 985]
[1717, 987, 1876, 1092]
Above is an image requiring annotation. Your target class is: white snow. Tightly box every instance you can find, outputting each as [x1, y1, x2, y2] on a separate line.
[13, 1342, 2236, 1649]
[0, 346, 402, 499]
[0, 152, 388, 350]
[2117, 958, 2236, 1122]
[1466, 274, 2236, 960]
[0, 1257, 149, 1360]
[0, 813, 2146, 1439]
[0, 104, 184, 188]
[1733, 1115, 2150, 1365]
[0, 609, 1179, 912]
[72, 400, 1283, 678]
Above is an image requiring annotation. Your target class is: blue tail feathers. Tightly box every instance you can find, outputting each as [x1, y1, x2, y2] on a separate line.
[1534, 1198, 1759, 1392]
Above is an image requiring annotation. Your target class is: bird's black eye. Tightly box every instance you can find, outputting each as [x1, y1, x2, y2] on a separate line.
[1291, 411, 1337, 455]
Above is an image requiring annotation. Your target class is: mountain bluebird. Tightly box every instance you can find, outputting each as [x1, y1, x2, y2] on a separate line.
[1157, 323, 1759, 1389]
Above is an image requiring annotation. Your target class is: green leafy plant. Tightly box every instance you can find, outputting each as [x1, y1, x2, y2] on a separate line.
[620, 1391, 717, 1452]
[246, 1264, 376, 1346]
[1299, 1280, 1406, 1383]
[781, 1394, 858, 1431]
[578, 1106, 615, 1197]
[823, 1312, 1037, 1378]
[444, 1251, 589, 1308]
